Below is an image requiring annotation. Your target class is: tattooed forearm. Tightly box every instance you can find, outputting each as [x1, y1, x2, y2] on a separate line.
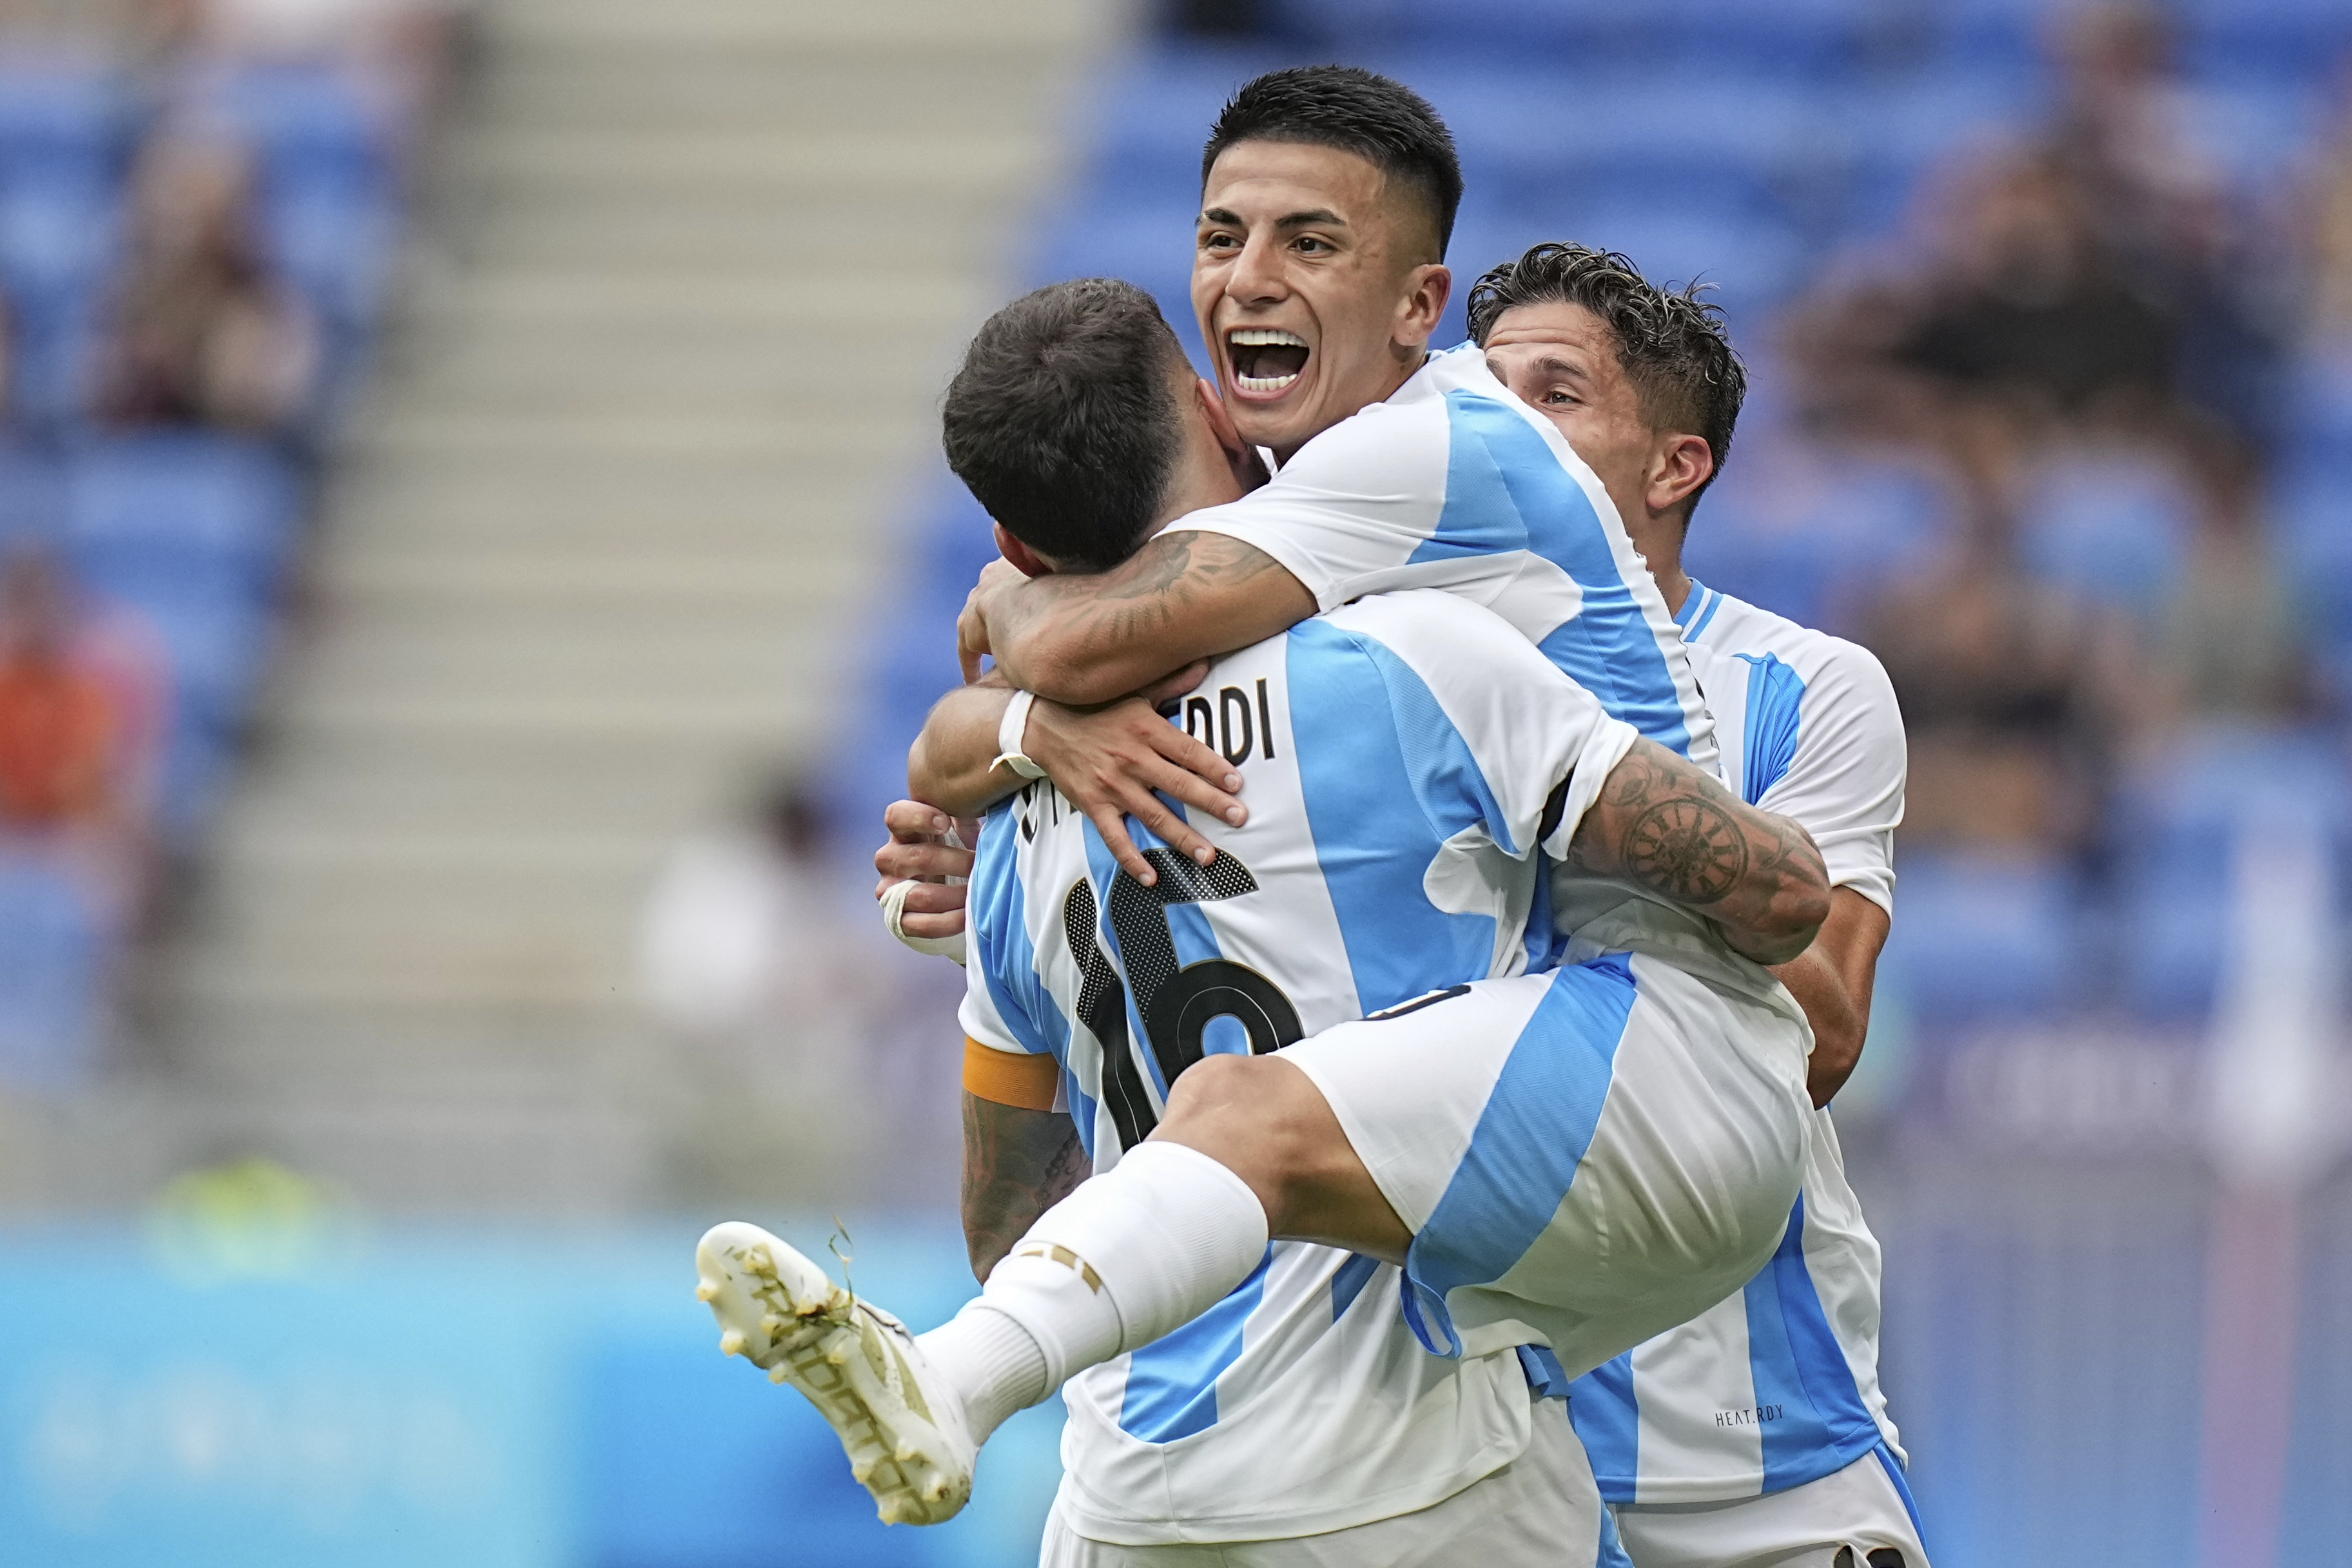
[1568, 739, 1831, 964]
[982, 533, 1307, 704]
[962, 1092, 1088, 1282]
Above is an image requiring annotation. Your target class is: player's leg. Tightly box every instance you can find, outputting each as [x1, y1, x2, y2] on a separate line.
[1039, 1394, 1630, 1568]
[1608, 1443, 1931, 1568]
[1283, 954, 1813, 1374]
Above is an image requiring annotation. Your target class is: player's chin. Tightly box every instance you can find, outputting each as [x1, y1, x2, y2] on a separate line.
[1225, 378, 1316, 450]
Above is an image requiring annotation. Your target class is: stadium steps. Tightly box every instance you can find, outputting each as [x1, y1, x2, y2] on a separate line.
[29, 0, 1120, 1215]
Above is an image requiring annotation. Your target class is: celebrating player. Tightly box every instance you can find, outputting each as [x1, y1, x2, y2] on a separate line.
[1471, 244, 1925, 1568]
[699, 274, 1827, 1563]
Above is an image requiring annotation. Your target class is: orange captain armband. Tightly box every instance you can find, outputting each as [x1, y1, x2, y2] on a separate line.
[963, 1036, 1061, 1112]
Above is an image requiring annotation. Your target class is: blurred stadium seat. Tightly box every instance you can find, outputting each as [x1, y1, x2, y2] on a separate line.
[1878, 849, 2086, 1023]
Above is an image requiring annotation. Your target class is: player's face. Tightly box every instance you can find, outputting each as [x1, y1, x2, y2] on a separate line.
[1194, 140, 1448, 460]
[1484, 300, 1658, 528]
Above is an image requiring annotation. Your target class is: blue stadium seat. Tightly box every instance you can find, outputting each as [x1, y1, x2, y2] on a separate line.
[1685, 450, 1952, 632]
[1877, 849, 2085, 1025]
[0, 856, 109, 1089]
[2016, 453, 2193, 622]
[2108, 730, 2352, 1018]
[62, 433, 301, 591]
[193, 64, 394, 207]
[0, 60, 137, 195]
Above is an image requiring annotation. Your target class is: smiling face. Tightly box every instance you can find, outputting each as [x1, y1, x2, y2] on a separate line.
[1193, 140, 1449, 461]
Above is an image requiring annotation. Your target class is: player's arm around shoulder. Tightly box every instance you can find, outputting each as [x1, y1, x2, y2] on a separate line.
[1553, 737, 1834, 967]
[960, 400, 1446, 707]
[963, 530, 1316, 708]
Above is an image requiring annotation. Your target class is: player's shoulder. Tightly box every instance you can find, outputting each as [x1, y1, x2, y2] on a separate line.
[1316, 586, 1538, 664]
[1689, 585, 1895, 704]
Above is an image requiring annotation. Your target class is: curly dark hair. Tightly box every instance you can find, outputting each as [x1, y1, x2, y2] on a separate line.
[1466, 243, 1747, 512]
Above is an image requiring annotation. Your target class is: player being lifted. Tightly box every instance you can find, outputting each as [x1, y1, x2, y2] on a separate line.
[701, 273, 1824, 1563]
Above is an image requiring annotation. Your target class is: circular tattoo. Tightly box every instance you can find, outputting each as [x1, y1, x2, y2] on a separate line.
[1625, 800, 1748, 904]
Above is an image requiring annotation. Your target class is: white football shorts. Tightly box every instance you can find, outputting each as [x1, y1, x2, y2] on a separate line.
[1279, 953, 1813, 1379]
[1039, 1393, 1632, 1567]
[1611, 1443, 1931, 1568]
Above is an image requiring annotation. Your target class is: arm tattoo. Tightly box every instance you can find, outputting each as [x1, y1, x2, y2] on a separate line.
[990, 532, 1290, 675]
[1622, 797, 1747, 904]
[962, 1093, 1087, 1282]
[1570, 740, 1827, 933]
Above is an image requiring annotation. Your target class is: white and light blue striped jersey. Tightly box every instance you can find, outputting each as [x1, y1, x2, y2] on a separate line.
[960, 589, 1639, 1545]
[1570, 581, 1910, 1505]
[1179, 342, 1716, 773]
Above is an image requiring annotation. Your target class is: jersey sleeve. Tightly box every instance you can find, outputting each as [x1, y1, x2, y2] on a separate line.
[1758, 639, 1905, 914]
[956, 807, 1061, 1056]
[1173, 396, 1517, 614]
[1321, 592, 1639, 859]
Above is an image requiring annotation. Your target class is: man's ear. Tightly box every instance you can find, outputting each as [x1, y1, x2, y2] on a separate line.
[1196, 376, 1247, 458]
[1394, 262, 1452, 353]
[993, 521, 1055, 578]
[1196, 378, 1270, 490]
[1648, 433, 1716, 518]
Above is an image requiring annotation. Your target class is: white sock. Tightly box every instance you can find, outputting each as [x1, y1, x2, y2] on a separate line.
[917, 1141, 1270, 1442]
[915, 1299, 1047, 1447]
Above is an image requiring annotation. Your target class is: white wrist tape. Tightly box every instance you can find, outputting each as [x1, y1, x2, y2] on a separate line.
[880, 876, 966, 965]
[992, 689, 1048, 780]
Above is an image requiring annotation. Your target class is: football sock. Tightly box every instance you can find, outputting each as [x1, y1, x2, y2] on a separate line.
[916, 1141, 1270, 1444]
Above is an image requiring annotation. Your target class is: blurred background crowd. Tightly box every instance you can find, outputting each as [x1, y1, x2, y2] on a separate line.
[0, 0, 2348, 1565]
[0, 0, 456, 1083]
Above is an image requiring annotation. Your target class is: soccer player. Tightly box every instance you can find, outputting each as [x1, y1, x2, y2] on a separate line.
[1472, 244, 1925, 1568]
[699, 275, 1829, 1562]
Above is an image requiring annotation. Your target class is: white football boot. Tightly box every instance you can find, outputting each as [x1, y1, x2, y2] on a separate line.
[694, 1221, 975, 1525]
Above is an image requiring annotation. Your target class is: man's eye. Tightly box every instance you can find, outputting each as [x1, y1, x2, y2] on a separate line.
[1202, 233, 1238, 251]
[1294, 237, 1328, 253]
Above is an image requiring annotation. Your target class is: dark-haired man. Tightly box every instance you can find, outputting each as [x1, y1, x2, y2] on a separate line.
[1474, 248, 1925, 1568]
[702, 276, 1832, 1563]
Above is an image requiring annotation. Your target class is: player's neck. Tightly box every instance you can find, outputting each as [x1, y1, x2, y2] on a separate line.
[1627, 514, 1691, 616]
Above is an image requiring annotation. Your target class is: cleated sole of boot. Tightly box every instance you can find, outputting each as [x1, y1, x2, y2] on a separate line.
[694, 1221, 972, 1525]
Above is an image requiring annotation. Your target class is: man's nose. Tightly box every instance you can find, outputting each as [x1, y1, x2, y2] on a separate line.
[1227, 231, 1289, 307]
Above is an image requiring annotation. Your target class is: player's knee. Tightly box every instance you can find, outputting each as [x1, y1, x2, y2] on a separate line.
[1157, 1055, 1320, 1200]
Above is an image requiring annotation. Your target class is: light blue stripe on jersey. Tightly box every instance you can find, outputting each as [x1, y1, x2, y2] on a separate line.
[1679, 583, 1725, 641]
[1421, 391, 1694, 758]
[1745, 1194, 1884, 1490]
[1330, 1252, 1381, 1319]
[1598, 1496, 1637, 1568]
[1287, 619, 1512, 1013]
[1872, 1442, 1925, 1537]
[968, 800, 1067, 1061]
[1736, 652, 1806, 805]
[1577, 1351, 1642, 1502]
[1401, 956, 1637, 1356]
[1119, 1249, 1274, 1442]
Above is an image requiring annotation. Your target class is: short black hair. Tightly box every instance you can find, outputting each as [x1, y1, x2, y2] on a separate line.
[1467, 243, 1747, 516]
[942, 278, 1190, 573]
[1202, 66, 1462, 262]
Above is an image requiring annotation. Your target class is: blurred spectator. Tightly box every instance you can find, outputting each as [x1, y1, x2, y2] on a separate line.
[0, 548, 130, 838]
[1788, 2, 2279, 498]
[637, 775, 956, 1203]
[1861, 534, 2137, 862]
[2151, 464, 2313, 729]
[2308, 63, 2352, 343]
[86, 131, 320, 434]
